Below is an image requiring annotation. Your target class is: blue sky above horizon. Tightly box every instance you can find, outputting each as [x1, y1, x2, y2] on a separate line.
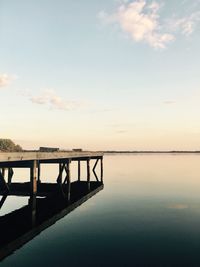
[0, 0, 200, 150]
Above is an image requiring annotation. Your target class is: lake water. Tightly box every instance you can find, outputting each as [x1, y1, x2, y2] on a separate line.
[1, 154, 200, 266]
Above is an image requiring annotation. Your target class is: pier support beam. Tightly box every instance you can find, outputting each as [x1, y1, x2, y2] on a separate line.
[8, 168, 14, 186]
[37, 162, 41, 183]
[0, 168, 9, 193]
[1, 168, 5, 179]
[30, 160, 37, 196]
[87, 159, 91, 191]
[92, 159, 99, 182]
[57, 163, 64, 184]
[65, 160, 71, 202]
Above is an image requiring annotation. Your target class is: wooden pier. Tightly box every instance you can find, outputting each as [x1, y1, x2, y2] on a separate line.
[0, 151, 104, 261]
[0, 151, 104, 198]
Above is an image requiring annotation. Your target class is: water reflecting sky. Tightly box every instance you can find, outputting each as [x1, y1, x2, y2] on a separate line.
[1, 154, 200, 266]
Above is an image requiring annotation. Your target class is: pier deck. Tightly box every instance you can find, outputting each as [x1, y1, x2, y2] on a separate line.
[0, 151, 104, 198]
[0, 151, 103, 163]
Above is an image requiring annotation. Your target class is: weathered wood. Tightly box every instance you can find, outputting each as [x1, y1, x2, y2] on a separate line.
[0, 153, 104, 197]
[0, 152, 103, 163]
[30, 160, 37, 196]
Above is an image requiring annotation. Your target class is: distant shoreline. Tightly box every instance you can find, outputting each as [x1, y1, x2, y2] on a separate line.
[101, 151, 200, 154]
[1, 150, 200, 154]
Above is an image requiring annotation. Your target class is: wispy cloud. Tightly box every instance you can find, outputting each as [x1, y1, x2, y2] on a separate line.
[99, 0, 200, 49]
[30, 89, 82, 111]
[99, 0, 174, 49]
[169, 12, 200, 36]
[0, 73, 16, 88]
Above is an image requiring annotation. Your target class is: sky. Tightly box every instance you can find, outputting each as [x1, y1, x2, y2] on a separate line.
[0, 0, 200, 150]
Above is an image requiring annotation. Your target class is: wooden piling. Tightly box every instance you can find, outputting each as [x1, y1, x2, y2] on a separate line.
[30, 160, 37, 196]
[8, 168, 14, 186]
[37, 162, 41, 183]
[58, 163, 63, 184]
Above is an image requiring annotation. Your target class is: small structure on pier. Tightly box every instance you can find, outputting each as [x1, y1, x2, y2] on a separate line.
[39, 147, 59, 152]
[72, 148, 82, 152]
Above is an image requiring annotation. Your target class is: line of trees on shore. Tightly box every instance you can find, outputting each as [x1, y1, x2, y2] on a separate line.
[0, 139, 22, 152]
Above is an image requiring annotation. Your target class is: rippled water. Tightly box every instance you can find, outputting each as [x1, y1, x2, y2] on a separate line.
[1, 154, 200, 266]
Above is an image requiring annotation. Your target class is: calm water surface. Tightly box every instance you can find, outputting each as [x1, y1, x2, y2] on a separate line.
[1, 154, 200, 266]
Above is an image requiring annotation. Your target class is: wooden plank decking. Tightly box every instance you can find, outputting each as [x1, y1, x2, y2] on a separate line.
[0, 151, 103, 163]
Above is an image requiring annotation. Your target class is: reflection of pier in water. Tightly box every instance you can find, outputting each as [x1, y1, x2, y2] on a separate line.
[0, 152, 104, 261]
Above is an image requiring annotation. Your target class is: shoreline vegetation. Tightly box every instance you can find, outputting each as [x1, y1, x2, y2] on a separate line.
[0, 139, 22, 152]
[1, 139, 200, 154]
